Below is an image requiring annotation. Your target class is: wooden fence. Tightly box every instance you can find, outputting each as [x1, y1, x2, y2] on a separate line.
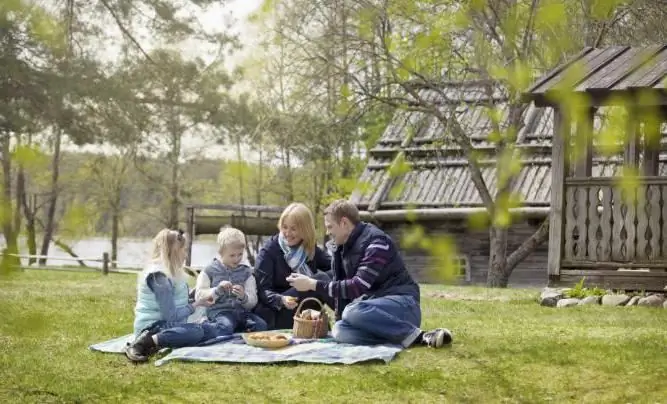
[8, 253, 203, 277]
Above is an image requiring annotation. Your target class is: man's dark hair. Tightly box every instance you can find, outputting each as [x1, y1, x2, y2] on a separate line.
[324, 199, 361, 225]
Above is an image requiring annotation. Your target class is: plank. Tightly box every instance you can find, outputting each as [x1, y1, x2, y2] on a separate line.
[587, 186, 602, 260]
[611, 186, 625, 261]
[585, 46, 662, 90]
[575, 186, 589, 259]
[599, 186, 613, 261]
[547, 108, 566, 275]
[648, 184, 661, 259]
[534, 47, 626, 95]
[635, 185, 649, 260]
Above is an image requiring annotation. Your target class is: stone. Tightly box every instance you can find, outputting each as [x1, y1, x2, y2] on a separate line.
[663, 300, 667, 309]
[540, 288, 564, 307]
[579, 296, 601, 305]
[601, 294, 631, 306]
[626, 296, 641, 306]
[637, 294, 666, 307]
[557, 298, 580, 308]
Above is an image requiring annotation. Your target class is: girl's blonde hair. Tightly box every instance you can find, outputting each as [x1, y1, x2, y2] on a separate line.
[217, 226, 246, 252]
[278, 202, 316, 259]
[151, 228, 188, 278]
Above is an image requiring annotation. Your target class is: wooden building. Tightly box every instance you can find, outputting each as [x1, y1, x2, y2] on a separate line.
[350, 81, 555, 286]
[523, 45, 667, 291]
[352, 67, 667, 288]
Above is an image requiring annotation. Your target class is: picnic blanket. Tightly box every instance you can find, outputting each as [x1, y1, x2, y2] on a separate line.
[89, 333, 403, 366]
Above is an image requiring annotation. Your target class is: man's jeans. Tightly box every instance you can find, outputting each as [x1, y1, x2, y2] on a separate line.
[331, 295, 422, 348]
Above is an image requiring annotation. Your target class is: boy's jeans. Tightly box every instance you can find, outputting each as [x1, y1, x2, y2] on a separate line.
[331, 295, 422, 348]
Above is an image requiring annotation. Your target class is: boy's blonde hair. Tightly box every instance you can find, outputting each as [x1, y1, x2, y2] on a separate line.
[278, 202, 316, 259]
[217, 226, 246, 253]
[151, 228, 187, 278]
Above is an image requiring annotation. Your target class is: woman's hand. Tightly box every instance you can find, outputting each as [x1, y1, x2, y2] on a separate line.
[193, 291, 216, 307]
[281, 295, 298, 310]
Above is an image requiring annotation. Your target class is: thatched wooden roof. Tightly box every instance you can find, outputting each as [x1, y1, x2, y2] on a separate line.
[351, 81, 667, 220]
[524, 45, 667, 107]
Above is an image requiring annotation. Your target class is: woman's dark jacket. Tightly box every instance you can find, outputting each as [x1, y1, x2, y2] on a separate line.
[254, 234, 332, 311]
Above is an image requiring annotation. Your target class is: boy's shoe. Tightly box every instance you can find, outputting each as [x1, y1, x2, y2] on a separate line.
[125, 330, 158, 363]
[421, 328, 453, 348]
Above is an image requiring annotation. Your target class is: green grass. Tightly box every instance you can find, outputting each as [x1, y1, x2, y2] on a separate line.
[1, 271, 666, 403]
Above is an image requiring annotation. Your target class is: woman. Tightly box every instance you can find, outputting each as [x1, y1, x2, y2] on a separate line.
[254, 202, 334, 330]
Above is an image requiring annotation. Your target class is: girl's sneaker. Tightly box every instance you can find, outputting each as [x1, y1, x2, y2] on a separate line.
[125, 330, 158, 362]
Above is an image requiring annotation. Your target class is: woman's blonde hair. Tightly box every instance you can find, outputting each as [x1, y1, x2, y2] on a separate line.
[151, 228, 188, 278]
[278, 202, 317, 259]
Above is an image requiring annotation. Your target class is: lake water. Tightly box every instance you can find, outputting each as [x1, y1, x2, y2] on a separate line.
[4, 237, 251, 269]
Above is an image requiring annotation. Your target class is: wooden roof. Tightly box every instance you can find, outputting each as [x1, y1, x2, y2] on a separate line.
[351, 82, 667, 214]
[524, 45, 667, 107]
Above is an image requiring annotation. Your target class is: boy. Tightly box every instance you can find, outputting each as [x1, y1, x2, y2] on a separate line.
[195, 227, 267, 335]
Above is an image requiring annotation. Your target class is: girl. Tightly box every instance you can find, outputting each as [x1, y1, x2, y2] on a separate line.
[253, 203, 334, 330]
[126, 229, 217, 363]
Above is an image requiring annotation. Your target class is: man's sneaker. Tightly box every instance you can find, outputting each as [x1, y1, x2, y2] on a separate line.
[422, 328, 453, 348]
[125, 330, 157, 362]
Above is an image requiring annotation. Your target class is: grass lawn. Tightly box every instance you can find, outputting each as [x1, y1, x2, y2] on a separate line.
[1, 271, 666, 403]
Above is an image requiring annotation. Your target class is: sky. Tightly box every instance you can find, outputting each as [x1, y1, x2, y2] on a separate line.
[61, 0, 266, 163]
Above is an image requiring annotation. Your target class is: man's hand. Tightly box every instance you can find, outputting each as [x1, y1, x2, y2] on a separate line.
[232, 284, 245, 299]
[286, 273, 317, 292]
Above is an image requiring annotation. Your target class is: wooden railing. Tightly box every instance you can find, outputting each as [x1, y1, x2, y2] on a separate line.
[7, 253, 204, 276]
[563, 177, 667, 266]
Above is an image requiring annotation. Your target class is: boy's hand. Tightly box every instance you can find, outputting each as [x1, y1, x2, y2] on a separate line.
[232, 284, 245, 299]
[217, 281, 232, 292]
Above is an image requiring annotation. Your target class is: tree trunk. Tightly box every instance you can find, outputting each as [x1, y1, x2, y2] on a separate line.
[0, 134, 20, 271]
[284, 148, 294, 201]
[486, 225, 510, 287]
[110, 209, 120, 269]
[39, 129, 62, 265]
[21, 193, 38, 265]
[168, 129, 180, 229]
[53, 238, 87, 267]
[486, 218, 551, 287]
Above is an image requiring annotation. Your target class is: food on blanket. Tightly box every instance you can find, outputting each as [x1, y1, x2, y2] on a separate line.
[247, 332, 289, 341]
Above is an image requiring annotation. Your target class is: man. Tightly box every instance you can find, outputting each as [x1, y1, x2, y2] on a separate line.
[287, 199, 452, 348]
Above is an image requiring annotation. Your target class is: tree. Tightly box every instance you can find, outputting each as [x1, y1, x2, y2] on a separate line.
[253, 0, 637, 286]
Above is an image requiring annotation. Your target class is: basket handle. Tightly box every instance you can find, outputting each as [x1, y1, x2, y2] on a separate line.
[294, 297, 324, 315]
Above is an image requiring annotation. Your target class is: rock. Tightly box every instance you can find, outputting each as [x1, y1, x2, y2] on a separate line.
[602, 294, 631, 306]
[663, 300, 667, 309]
[540, 288, 564, 307]
[626, 296, 641, 306]
[637, 294, 666, 307]
[579, 296, 601, 305]
[557, 298, 580, 307]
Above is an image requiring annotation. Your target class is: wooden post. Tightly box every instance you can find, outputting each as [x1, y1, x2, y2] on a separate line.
[574, 107, 595, 177]
[548, 106, 567, 278]
[102, 252, 109, 275]
[643, 116, 661, 176]
[185, 206, 195, 267]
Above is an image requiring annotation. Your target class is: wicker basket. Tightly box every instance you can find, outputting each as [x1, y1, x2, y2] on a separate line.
[292, 297, 330, 339]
